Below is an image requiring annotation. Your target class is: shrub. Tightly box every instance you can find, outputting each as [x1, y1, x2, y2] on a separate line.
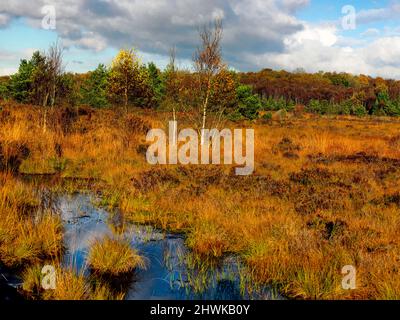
[236, 85, 262, 120]
[307, 99, 330, 114]
[226, 109, 243, 121]
[352, 104, 368, 117]
[384, 100, 400, 116]
[370, 90, 400, 116]
[263, 96, 288, 111]
[338, 100, 352, 115]
[0, 78, 9, 100]
[262, 112, 272, 120]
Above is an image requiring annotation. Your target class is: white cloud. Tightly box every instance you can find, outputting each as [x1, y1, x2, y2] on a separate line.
[357, 2, 400, 24]
[246, 23, 400, 78]
[0, 13, 10, 27]
[62, 32, 108, 52]
[363, 37, 400, 68]
[361, 28, 380, 37]
[284, 23, 338, 48]
[0, 48, 39, 75]
[0, 67, 17, 76]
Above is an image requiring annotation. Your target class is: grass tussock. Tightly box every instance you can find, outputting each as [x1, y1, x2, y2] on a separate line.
[88, 236, 146, 276]
[0, 172, 63, 269]
[21, 264, 126, 300]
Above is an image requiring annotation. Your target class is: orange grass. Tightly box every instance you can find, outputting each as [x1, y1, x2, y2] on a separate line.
[2, 103, 400, 299]
[87, 236, 146, 275]
[0, 172, 63, 269]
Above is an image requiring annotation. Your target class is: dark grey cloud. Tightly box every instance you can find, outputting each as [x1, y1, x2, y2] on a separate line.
[82, 0, 126, 17]
[0, 0, 309, 70]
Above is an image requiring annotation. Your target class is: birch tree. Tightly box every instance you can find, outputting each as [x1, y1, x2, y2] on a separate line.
[193, 19, 225, 144]
[164, 47, 180, 143]
[43, 42, 64, 132]
[47, 42, 64, 108]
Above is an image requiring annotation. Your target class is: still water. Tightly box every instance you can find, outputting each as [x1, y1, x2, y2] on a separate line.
[59, 193, 276, 300]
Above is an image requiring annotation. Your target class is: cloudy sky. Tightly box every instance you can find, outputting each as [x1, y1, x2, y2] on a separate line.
[1, 0, 400, 78]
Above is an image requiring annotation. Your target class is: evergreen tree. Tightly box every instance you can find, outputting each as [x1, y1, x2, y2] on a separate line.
[236, 85, 262, 120]
[9, 58, 35, 102]
[30, 51, 49, 106]
[0, 77, 9, 100]
[81, 64, 109, 107]
[147, 62, 165, 107]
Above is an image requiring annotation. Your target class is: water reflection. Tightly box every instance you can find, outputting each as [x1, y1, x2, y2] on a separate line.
[58, 193, 278, 300]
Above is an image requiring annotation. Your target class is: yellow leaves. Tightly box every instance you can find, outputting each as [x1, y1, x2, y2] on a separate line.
[111, 49, 139, 71]
[375, 76, 389, 93]
[211, 69, 236, 108]
[108, 49, 152, 107]
[358, 74, 370, 87]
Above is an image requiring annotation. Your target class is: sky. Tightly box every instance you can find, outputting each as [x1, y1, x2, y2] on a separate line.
[1, 0, 400, 78]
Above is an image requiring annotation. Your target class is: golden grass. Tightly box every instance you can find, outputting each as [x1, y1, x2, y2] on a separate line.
[21, 264, 126, 300]
[0, 173, 63, 269]
[2, 103, 400, 299]
[21, 264, 43, 297]
[45, 269, 90, 300]
[87, 236, 146, 275]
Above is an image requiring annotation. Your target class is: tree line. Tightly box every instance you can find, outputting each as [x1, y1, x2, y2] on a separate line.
[2, 21, 400, 121]
[240, 68, 400, 117]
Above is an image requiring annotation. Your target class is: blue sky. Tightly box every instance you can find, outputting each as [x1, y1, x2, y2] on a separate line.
[298, 0, 390, 21]
[298, 0, 395, 38]
[0, 17, 118, 74]
[1, 0, 400, 78]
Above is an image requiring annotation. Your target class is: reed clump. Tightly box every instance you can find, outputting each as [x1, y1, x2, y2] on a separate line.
[88, 237, 146, 276]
